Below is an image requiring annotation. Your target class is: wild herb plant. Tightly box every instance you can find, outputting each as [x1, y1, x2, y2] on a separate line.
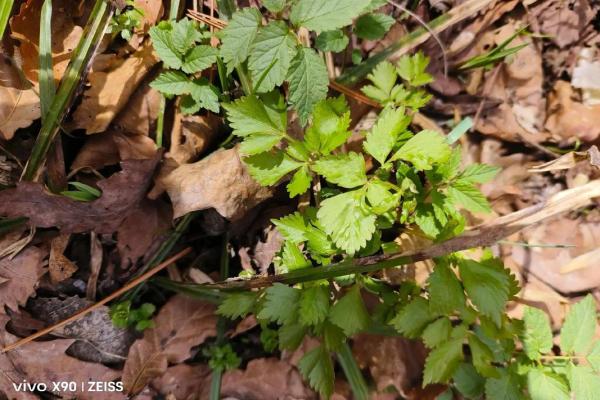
[146, 2, 600, 398]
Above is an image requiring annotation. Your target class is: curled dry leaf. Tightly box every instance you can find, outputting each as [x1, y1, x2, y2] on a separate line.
[219, 358, 316, 400]
[0, 54, 41, 140]
[9, 0, 83, 83]
[0, 316, 123, 400]
[71, 41, 159, 134]
[0, 246, 46, 312]
[151, 364, 210, 399]
[545, 80, 600, 143]
[111, 83, 162, 136]
[0, 154, 160, 233]
[161, 148, 273, 220]
[353, 334, 426, 397]
[122, 295, 217, 395]
[49, 234, 78, 284]
[167, 113, 220, 165]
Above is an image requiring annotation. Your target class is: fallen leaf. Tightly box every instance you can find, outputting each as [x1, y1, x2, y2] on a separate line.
[219, 358, 316, 400]
[545, 80, 600, 143]
[28, 296, 135, 364]
[530, 0, 595, 49]
[161, 148, 273, 220]
[111, 84, 162, 136]
[71, 41, 159, 134]
[0, 316, 124, 400]
[122, 295, 217, 394]
[0, 54, 41, 140]
[9, 0, 83, 83]
[167, 113, 220, 165]
[0, 154, 160, 233]
[0, 246, 46, 312]
[353, 334, 426, 397]
[151, 364, 210, 399]
[49, 234, 78, 284]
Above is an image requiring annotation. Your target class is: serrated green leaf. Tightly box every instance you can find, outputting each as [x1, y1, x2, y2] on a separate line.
[217, 292, 257, 319]
[150, 70, 191, 95]
[354, 13, 394, 40]
[287, 165, 312, 197]
[568, 364, 600, 400]
[312, 152, 367, 188]
[485, 369, 524, 400]
[223, 93, 286, 138]
[317, 190, 376, 254]
[458, 164, 500, 184]
[188, 79, 220, 113]
[150, 21, 184, 69]
[423, 337, 464, 385]
[304, 96, 351, 154]
[323, 321, 345, 351]
[290, 0, 369, 33]
[527, 369, 569, 400]
[448, 181, 492, 213]
[390, 296, 436, 338]
[392, 129, 451, 170]
[468, 334, 497, 378]
[422, 317, 452, 348]
[287, 47, 329, 124]
[458, 259, 511, 327]
[414, 204, 441, 238]
[249, 21, 297, 92]
[298, 345, 334, 398]
[263, 0, 287, 12]
[522, 306, 553, 360]
[560, 294, 597, 355]
[245, 150, 303, 186]
[315, 30, 349, 52]
[273, 212, 308, 243]
[427, 263, 465, 315]
[279, 323, 307, 350]
[279, 240, 311, 273]
[587, 341, 600, 372]
[329, 285, 370, 336]
[361, 61, 398, 104]
[257, 283, 300, 324]
[299, 285, 330, 326]
[219, 8, 262, 73]
[363, 106, 410, 164]
[396, 52, 433, 87]
[182, 45, 218, 74]
[453, 363, 485, 399]
[366, 180, 398, 214]
[239, 133, 282, 154]
[172, 18, 201, 55]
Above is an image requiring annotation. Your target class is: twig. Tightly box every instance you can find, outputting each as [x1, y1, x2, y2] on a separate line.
[1, 247, 192, 354]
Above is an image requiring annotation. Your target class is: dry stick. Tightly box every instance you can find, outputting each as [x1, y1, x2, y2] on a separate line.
[1, 247, 192, 354]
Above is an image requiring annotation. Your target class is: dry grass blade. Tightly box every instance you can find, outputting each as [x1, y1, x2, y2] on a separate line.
[0, 247, 192, 354]
[187, 9, 227, 29]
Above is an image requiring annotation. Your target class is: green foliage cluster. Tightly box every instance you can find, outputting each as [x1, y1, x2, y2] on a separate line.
[109, 0, 144, 41]
[109, 300, 156, 331]
[148, 2, 600, 398]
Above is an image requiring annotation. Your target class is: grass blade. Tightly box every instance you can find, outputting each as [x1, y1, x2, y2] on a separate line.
[0, 0, 13, 40]
[39, 0, 55, 119]
[22, 0, 112, 182]
[337, 342, 369, 400]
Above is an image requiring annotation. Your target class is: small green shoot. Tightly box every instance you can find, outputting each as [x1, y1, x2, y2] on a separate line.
[109, 301, 156, 331]
[61, 182, 102, 202]
[460, 27, 529, 70]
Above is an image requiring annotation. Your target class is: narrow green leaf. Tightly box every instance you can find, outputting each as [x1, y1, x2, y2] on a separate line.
[39, 0, 55, 119]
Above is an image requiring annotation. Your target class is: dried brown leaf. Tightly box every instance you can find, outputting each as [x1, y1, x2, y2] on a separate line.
[167, 113, 220, 165]
[161, 148, 273, 220]
[49, 234, 77, 284]
[151, 364, 210, 399]
[0, 247, 46, 311]
[0, 155, 160, 233]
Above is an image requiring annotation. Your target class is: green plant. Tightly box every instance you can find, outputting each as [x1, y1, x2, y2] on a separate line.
[60, 181, 102, 202]
[147, 2, 600, 398]
[109, 300, 156, 331]
[109, 0, 144, 41]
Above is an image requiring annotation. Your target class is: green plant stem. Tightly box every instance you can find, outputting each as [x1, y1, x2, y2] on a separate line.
[39, 0, 55, 119]
[209, 367, 224, 400]
[337, 342, 369, 400]
[22, 0, 112, 182]
[0, 0, 13, 40]
[155, 95, 166, 147]
[169, 0, 181, 20]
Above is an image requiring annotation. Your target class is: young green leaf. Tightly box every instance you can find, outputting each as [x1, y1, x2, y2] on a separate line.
[245, 151, 303, 185]
[171, 18, 201, 55]
[421, 317, 452, 348]
[181, 45, 218, 74]
[219, 7, 262, 73]
[249, 21, 297, 92]
[458, 164, 500, 184]
[298, 345, 335, 398]
[427, 263, 465, 315]
[447, 181, 492, 213]
[453, 363, 485, 399]
[354, 13, 394, 40]
[299, 285, 330, 326]
[290, 0, 369, 33]
[328, 285, 370, 336]
[257, 283, 300, 325]
[287, 47, 329, 124]
[363, 106, 410, 165]
[223, 93, 286, 138]
[312, 152, 367, 188]
[484, 369, 524, 400]
[150, 21, 185, 69]
[391, 130, 451, 170]
[458, 259, 512, 327]
[560, 294, 597, 355]
[468, 334, 497, 378]
[278, 241, 311, 272]
[568, 364, 600, 400]
[522, 306, 553, 360]
[263, 0, 287, 12]
[587, 341, 600, 372]
[361, 61, 398, 104]
[217, 292, 258, 319]
[423, 337, 464, 385]
[304, 96, 351, 154]
[526, 369, 569, 400]
[317, 190, 376, 254]
[366, 180, 398, 214]
[188, 79, 220, 113]
[390, 296, 437, 338]
[273, 212, 308, 243]
[315, 30, 349, 53]
[150, 70, 192, 95]
[279, 323, 307, 350]
[396, 52, 433, 87]
[288, 165, 312, 197]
